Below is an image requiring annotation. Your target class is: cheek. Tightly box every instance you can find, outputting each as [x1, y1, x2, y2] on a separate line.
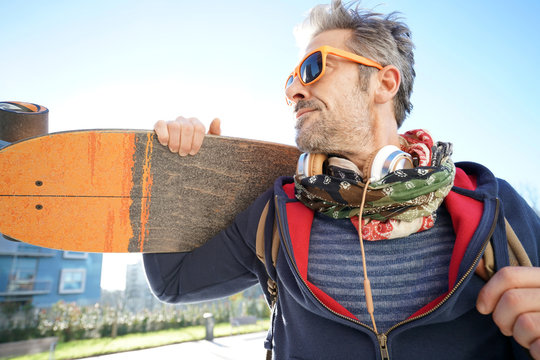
[310, 71, 368, 113]
[331, 91, 365, 118]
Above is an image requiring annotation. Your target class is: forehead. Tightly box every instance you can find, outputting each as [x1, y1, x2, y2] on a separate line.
[305, 29, 354, 54]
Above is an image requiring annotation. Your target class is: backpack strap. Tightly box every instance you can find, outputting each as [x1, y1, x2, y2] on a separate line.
[255, 200, 271, 264]
[481, 217, 532, 279]
[256, 199, 281, 360]
[256, 199, 280, 306]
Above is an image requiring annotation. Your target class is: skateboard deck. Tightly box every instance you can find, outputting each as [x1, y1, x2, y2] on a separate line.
[0, 130, 300, 253]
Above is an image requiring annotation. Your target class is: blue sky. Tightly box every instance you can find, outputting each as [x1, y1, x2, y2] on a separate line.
[2, 0, 539, 289]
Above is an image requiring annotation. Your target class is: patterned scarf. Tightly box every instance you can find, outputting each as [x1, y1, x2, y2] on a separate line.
[294, 130, 455, 240]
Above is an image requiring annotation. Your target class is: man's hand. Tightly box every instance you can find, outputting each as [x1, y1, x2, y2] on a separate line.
[476, 266, 540, 358]
[154, 117, 221, 156]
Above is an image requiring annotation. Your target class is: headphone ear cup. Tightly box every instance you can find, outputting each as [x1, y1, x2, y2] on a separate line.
[296, 153, 328, 177]
[368, 145, 414, 182]
[309, 153, 327, 177]
[362, 151, 379, 181]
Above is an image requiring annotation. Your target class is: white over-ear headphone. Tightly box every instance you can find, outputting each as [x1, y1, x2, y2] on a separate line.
[296, 145, 413, 181]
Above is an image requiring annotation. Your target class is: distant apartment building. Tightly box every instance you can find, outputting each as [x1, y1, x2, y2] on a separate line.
[0, 234, 102, 308]
[124, 260, 160, 313]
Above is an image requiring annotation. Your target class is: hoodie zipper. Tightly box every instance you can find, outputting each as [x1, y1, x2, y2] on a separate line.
[377, 334, 389, 360]
[275, 196, 500, 359]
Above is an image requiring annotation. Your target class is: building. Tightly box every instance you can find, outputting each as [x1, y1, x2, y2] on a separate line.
[124, 260, 160, 313]
[0, 234, 102, 308]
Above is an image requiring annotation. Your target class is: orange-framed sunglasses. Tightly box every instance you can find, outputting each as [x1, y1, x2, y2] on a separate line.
[285, 45, 383, 105]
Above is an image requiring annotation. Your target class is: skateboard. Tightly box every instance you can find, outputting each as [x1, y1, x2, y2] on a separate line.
[0, 130, 300, 253]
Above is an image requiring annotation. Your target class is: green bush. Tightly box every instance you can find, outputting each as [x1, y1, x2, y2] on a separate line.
[0, 291, 270, 343]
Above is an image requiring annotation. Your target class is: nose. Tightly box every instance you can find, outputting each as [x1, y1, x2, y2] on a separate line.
[285, 75, 309, 105]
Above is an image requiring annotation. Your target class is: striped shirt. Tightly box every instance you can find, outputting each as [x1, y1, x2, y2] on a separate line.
[307, 206, 455, 332]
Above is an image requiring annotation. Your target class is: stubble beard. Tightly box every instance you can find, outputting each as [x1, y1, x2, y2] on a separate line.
[294, 99, 373, 156]
[295, 110, 343, 154]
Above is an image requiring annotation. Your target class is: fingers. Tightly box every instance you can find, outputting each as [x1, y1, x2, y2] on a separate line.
[176, 118, 195, 156]
[153, 116, 215, 156]
[531, 338, 540, 359]
[154, 120, 170, 146]
[208, 118, 222, 135]
[190, 120, 206, 155]
[490, 288, 540, 336]
[164, 119, 182, 153]
[512, 312, 540, 350]
[476, 267, 540, 354]
[477, 267, 540, 315]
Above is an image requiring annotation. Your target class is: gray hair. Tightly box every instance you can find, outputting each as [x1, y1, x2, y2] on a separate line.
[307, 0, 415, 127]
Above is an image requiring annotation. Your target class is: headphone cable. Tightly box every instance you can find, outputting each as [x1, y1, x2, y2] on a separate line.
[357, 178, 378, 334]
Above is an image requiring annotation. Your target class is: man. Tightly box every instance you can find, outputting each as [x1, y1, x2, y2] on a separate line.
[144, 1, 540, 358]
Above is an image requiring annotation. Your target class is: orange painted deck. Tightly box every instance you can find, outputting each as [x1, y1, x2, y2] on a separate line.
[0, 130, 300, 253]
[0, 131, 155, 252]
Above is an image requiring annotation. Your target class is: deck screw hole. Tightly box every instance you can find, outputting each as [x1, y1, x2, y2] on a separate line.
[36, 205, 43, 210]
[35, 181, 43, 187]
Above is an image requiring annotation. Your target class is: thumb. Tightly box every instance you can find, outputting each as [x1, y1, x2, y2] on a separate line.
[208, 118, 221, 135]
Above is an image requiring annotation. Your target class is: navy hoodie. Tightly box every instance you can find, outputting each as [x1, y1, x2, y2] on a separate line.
[144, 162, 540, 359]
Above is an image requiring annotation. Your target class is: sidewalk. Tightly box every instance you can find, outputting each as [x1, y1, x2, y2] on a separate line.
[82, 331, 268, 360]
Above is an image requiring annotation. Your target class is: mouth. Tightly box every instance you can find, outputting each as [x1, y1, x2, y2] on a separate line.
[295, 108, 315, 119]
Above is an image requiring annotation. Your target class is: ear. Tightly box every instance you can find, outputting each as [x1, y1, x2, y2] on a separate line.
[373, 65, 400, 104]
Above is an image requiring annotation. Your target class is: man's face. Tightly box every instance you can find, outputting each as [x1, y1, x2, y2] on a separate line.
[286, 29, 376, 157]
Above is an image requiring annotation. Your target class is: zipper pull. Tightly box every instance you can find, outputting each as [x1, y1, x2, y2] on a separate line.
[377, 334, 390, 360]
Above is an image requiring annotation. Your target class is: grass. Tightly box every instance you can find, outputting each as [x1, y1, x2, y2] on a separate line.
[2, 320, 270, 360]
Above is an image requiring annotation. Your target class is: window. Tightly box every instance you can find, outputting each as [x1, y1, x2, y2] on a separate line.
[63, 251, 88, 259]
[8, 269, 36, 292]
[59, 269, 86, 294]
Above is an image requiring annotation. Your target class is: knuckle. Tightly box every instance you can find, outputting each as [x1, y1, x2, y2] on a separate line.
[167, 135, 179, 147]
[168, 121, 181, 131]
[500, 289, 523, 309]
[497, 266, 517, 284]
[154, 120, 165, 129]
[491, 308, 507, 331]
[193, 122, 205, 133]
[181, 123, 194, 135]
[154, 122, 168, 140]
[515, 313, 539, 336]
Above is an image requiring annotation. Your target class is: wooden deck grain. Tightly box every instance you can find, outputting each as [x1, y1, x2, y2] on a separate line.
[0, 130, 300, 253]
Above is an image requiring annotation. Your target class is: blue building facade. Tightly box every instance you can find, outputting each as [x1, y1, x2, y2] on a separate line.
[0, 234, 102, 308]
